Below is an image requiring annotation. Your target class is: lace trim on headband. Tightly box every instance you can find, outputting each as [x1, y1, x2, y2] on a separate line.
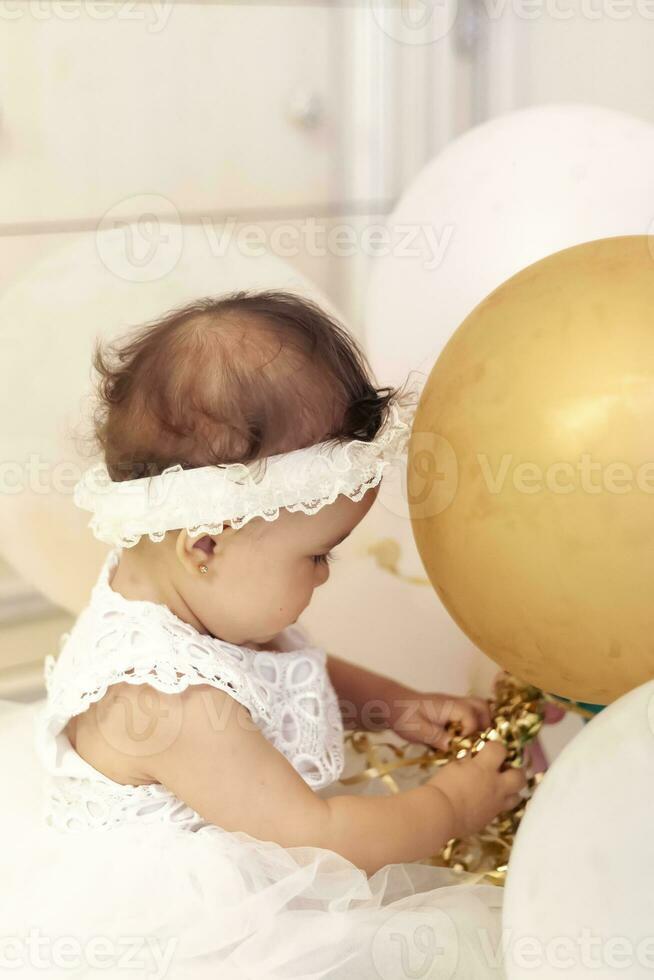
[74, 395, 417, 548]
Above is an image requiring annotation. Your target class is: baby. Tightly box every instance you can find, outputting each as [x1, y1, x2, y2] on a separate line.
[32, 291, 525, 978]
[63, 289, 525, 876]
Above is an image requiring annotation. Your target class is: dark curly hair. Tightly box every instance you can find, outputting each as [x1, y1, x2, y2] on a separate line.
[86, 289, 416, 482]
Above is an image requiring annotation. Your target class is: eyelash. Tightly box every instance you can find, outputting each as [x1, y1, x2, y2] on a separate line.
[312, 550, 337, 566]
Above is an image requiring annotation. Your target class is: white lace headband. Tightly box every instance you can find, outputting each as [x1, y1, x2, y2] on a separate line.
[74, 396, 417, 548]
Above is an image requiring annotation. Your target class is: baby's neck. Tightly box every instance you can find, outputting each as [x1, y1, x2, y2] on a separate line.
[109, 552, 207, 632]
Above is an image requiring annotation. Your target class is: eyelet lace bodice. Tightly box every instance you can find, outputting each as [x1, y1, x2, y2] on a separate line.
[36, 548, 345, 833]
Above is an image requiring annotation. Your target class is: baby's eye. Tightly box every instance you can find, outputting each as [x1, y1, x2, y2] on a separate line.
[311, 550, 337, 566]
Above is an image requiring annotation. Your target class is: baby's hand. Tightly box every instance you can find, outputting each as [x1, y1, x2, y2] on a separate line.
[387, 683, 492, 751]
[429, 741, 527, 838]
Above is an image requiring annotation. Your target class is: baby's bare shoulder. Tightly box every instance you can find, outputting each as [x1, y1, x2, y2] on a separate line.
[66, 682, 254, 785]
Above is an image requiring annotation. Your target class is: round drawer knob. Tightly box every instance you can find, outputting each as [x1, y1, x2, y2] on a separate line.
[287, 88, 324, 130]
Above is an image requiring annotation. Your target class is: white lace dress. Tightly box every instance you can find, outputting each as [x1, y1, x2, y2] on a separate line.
[0, 549, 506, 980]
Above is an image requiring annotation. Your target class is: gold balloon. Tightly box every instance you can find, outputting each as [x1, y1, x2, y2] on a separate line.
[408, 235, 654, 704]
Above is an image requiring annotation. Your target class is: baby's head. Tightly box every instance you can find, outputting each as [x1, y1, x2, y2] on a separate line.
[89, 290, 408, 647]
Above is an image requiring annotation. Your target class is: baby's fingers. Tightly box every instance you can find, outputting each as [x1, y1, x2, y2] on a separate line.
[501, 764, 528, 795]
[445, 699, 482, 737]
[423, 725, 454, 752]
[466, 696, 492, 731]
[474, 740, 508, 771]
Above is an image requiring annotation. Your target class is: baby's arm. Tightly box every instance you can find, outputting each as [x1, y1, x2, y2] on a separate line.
[326, 653, 492, 750]
[127, 685, 525, 875]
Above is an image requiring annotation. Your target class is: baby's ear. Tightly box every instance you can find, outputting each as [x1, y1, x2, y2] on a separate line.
[189, 533, 215, 557]
[175, 529, 217, 575]
[175, 525, 242, 574]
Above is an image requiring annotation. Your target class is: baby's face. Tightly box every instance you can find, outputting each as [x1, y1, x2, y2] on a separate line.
[175, 485, 380, 649]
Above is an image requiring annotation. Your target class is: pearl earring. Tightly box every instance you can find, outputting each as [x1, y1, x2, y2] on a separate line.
[199, 564, 209, 574]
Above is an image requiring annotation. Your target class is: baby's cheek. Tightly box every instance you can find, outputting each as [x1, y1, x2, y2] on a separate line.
[291, 565, 316, 609]
[266, 568, 304, 621]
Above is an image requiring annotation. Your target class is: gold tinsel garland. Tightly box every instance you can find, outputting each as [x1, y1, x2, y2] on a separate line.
[340, 672, 547, 887]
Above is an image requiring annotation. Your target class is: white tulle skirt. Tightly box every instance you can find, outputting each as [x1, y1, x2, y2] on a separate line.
[0, 700, 506, 980]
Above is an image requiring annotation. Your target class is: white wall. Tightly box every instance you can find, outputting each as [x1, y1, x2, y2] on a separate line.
[479, 0, 654, 121]
[0, 2, 477, 332]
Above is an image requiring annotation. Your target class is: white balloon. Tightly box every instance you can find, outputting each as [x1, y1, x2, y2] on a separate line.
[366, 105, 654, 386]
[503, 679, 654, 979]
[0, 223, 334, 612]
